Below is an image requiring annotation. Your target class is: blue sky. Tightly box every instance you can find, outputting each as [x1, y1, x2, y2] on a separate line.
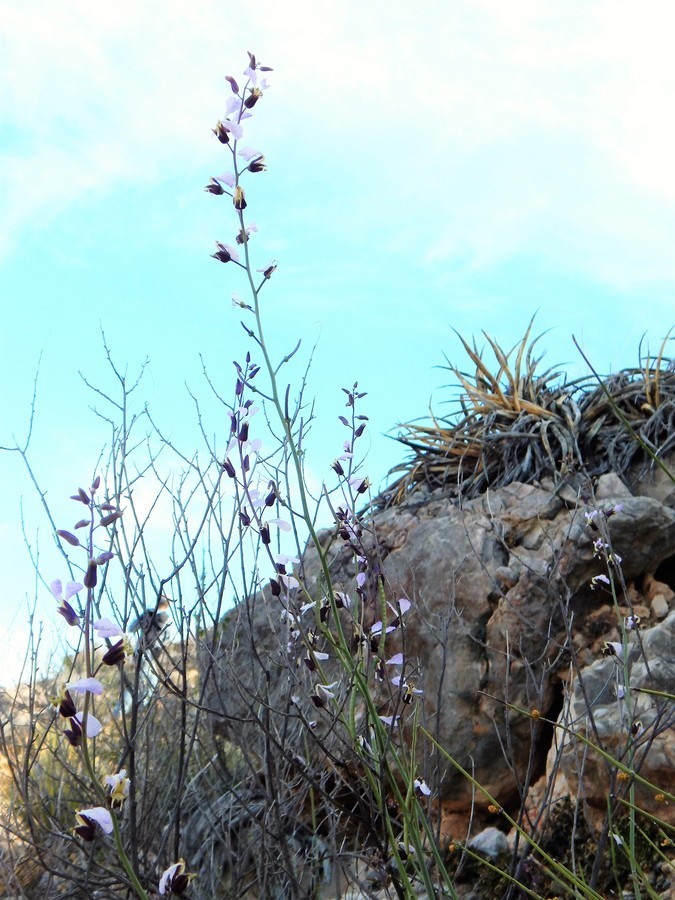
[1, 0, 674, 683]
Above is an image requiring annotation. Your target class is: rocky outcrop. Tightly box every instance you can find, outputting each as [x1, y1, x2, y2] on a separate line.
[200, 469, 675, 872]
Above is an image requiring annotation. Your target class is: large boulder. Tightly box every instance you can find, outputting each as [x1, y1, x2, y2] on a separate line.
[202, 472, 675, 845]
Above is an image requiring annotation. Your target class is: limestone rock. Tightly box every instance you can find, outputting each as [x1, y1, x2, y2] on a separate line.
[203, 478, 675, 850]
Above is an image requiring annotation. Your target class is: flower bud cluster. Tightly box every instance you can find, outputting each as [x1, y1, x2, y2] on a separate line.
[207, 52, 274, 287]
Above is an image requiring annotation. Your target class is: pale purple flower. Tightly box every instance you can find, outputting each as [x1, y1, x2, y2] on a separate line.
[275, 553, 300, 567]
[219, 117, 243, 141]
[334, 591, 351, 609]
[386, 653, 404, 666]
[371, 598, 412, 637]
[379, 715, 400, 728]
[356, 572, 367, 589]
[349, 476, 368, 492]
[315, 681, 338, 701]
[215, 172, 235, 188]
[50, 580, 83, 602]
[257, 260, 278, 279]
[237, 146, 262, 161]
[212, 242, 240, 264]
[67, 677, 103, 696]
[94, 617, 124, 639]
[243, 67, 270, 91]
[159, 859, 192, 896]
[268, 517, 291, 532]
[603, 641, 624, 661]
[591, 574, 610, 589]
[279, 574, 299, 590]
[74, 806, 113, 837]
[414, 778, 431, 796]
[75, 712, 102, 738]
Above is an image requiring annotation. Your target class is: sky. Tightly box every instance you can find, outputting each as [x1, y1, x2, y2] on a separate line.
[1, 0, 674, 684]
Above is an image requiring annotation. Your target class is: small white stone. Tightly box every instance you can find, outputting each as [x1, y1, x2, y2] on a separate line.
[468, 826, 508, 858]
[652, 593, 669, 619]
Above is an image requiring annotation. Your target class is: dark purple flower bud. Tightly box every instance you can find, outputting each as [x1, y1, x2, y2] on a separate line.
[338, 416, 349, 427]
[64, 719, 83, 747]
[204, 178, 226, 195]
[354, 423, 366, 438]
[74, 519, 89, 529]
[233, 185, 247, 210]
[91, 476, 101, 491]
[58, 600, 80, 627]
[70, 488, 90, 505]
[238, 422, 249, 443]
[248, 155, 267, 172]
[356, 478, 370, 495]
[99, 503, 116, 512]
[331, 460, 344, 477]
[84, 560, 98, 589]
[170, 873, 191, 896]
[249, 365, 260, 379]
[73, 812, 108, 841]
[100, 510, 123, 527]
[213, 242, 237, 264]
[265, 488, 276, 507]
[212, 120, 231, 144]
[260, 524, 270, 545]
[57, 530, 80, 547]
[243, 454, 250, 472]
[239, 509, 251, 527]
[304, 656, 318, 673]
[59, 690, 76, 719]
[247, 51, 256, 68]
[275, 563, 287, 575]
[225, 74, 239, 93]
[223, 459, 236, 478]
[270, 578, 281, 597]
[235, 379, 244, 396]
[370, 635, 380, 654]
[320, 602, 330, 624]
[244, 87, 262, 109]
[96, 551, 115, 565]
[102, 639, 126, 666]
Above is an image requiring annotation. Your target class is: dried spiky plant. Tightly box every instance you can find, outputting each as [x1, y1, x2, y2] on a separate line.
[375, 326, 675, 508]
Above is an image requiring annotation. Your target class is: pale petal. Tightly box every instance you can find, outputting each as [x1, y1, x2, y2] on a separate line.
[67, 677, 104, 696]
[77, 806, 113, 834]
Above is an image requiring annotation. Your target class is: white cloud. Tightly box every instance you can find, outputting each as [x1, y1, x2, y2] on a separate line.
[2, 0, 675, 289]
